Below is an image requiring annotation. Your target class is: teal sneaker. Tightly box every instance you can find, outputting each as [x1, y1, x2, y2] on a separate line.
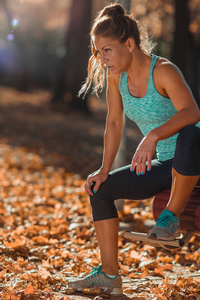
[148, 209, 180, 241]
[68, 265, 123, 295]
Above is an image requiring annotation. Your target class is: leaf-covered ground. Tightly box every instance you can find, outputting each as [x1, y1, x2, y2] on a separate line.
[0, 87, 199, 300]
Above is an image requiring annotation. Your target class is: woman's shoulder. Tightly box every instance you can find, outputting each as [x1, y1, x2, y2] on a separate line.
[154, 56, 184, 83]
[155, 56, 183, 76]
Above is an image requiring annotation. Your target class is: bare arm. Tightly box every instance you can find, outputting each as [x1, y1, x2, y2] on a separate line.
[150, 61, 200, 140]
[101, 75, 124, 173]
[131, 60, 200, 175]
[85, 72, 124, 196]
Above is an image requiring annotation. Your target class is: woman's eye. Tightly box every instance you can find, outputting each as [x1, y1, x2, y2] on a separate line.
[105, 49, 111, 53]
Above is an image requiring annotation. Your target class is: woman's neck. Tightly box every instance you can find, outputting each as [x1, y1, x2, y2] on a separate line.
[126, 49, 151, 80]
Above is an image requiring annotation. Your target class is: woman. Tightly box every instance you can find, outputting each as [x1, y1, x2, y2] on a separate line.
[68, 3, 200, 295]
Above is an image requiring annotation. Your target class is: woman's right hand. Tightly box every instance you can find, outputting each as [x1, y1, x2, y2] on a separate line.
[84, 169, 108, 196]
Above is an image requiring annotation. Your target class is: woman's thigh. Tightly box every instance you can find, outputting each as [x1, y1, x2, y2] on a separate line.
[90, 159, 172, 221]
[102, 159, 173, 201]
[173, 125, 200, 176]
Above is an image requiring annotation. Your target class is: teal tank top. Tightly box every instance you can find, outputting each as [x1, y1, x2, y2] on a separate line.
[119, 54, 200, 161]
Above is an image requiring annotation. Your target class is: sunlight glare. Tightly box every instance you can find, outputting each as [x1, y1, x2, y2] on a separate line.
[11, 19, 20, 28]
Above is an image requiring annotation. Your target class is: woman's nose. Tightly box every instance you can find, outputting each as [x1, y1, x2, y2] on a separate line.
[101, 54, 108, 65]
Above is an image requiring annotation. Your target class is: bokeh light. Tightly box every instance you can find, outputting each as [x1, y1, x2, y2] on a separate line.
[7, 34, 14, 41]
[11, 18, 19, 28]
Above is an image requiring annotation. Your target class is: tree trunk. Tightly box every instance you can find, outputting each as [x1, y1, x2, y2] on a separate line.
[51, 0, 91, 112]
[172, 0, 200, 105]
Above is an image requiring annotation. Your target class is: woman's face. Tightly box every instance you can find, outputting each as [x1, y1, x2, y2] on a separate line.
[93, 35, 133, 74]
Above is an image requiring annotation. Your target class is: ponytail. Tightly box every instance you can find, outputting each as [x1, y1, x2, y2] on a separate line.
[79, 3, 155, 98]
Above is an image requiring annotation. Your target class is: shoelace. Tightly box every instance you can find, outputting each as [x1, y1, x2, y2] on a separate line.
[85, 266, 102, 282]
[85, 266, 113, 288]
[157, 215, 179, 229]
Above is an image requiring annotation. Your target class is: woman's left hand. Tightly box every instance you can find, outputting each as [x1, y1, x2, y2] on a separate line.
[130, 133, 157, 175]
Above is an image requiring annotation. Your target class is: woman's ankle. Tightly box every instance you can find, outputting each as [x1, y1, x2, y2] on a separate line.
[165, 206, 180, 218]
[101, 265, 119, 275]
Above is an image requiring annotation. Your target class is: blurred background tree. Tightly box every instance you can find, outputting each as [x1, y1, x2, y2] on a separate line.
[51, 0, 91, 112]
[0, 0, 199, 110]
[173, 0, 200, 102]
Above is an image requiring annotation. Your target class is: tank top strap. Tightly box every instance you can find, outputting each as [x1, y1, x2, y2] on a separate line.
[148, 54, 159, 89]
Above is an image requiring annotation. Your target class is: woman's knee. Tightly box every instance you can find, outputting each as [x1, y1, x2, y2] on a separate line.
[89, 183, 118, 221]
[89, 177, 115, 209]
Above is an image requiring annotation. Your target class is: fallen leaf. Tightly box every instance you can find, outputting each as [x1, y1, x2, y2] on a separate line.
[24, 285, 38, 294]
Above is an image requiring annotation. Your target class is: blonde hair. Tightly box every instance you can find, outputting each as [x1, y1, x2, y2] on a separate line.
[79, 3, 155, 98]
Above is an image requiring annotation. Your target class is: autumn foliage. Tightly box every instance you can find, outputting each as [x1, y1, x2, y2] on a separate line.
[0, 88, 199, 299]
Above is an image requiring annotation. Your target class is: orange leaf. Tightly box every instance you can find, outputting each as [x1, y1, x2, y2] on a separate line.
[130, 250, 142, 261]
[24, 285, 38, 294]
[152, 267, 165, 278]
[163, 264, 172, 271]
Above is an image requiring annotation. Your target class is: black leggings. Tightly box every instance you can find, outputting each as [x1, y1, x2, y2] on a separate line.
[90, 125, 200, 221]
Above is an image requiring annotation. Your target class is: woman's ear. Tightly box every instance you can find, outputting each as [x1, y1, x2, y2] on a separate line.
[125, 38, 135, 52]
